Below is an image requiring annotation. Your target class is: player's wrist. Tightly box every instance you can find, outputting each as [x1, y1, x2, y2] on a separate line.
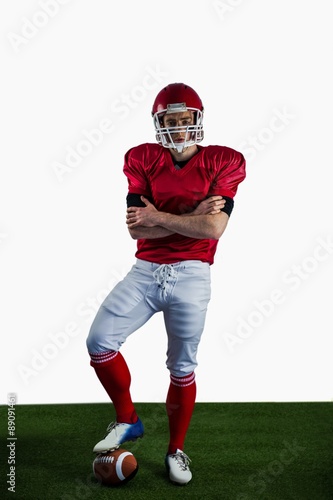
[157, 211, 175, 229]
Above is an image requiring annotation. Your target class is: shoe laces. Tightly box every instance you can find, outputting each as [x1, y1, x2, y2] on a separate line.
[106, 421, 117, 432]
[170, 450, 191, 471]
[104, 421, 122, 437]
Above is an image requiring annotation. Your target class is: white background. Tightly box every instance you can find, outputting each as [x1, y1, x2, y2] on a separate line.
[1, 0, 332, 404]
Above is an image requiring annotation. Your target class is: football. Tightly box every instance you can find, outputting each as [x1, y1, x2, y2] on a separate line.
[93, 448, 138, 486]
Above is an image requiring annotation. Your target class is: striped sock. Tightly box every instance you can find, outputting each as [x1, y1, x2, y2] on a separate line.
[166, 372, 196, 454]
[89, 350, 138, 424]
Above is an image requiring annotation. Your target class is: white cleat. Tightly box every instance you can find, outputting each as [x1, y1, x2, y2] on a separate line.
[93, 419, 144, 453]
[165, 449, 192, 485]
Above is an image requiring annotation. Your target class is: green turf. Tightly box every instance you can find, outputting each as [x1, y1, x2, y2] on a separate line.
[0, 403, 332, 500]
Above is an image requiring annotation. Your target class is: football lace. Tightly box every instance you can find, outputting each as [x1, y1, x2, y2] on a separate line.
[95, 455, 115, 463]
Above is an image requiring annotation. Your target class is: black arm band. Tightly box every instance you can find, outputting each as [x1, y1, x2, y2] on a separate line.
[126, 193, 153, 208]
[220, 196, 234, 217]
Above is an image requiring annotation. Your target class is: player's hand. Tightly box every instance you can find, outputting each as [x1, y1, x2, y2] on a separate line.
[126, 196, 161, 228]
[192, 196, 225, 215]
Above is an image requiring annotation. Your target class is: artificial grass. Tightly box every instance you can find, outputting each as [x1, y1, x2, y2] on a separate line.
[0, 403, 332, 500]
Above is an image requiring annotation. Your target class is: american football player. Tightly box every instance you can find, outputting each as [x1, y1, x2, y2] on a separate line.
[86, 83, 246, 485]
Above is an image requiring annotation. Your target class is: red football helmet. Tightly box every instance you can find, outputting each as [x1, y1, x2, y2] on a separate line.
[151, 83, 204, 153]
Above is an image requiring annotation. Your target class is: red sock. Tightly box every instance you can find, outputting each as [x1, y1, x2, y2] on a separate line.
[166, 372, 196, 455]
[89, 350, 138, 424]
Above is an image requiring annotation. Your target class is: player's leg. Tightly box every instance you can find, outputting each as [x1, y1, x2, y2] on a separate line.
[163, 260, 211, 484]
[88, 350, 145, 453]
[86, 262, 158, 452]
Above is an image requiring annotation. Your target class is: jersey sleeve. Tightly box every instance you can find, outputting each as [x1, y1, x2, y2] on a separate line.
[123, 146, 152, 197]
[209, 148, 246, 199]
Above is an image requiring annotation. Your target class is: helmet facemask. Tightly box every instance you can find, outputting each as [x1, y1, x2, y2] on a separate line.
[153, 102, 204, 154]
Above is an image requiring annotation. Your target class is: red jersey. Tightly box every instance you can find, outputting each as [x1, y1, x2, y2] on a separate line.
[123, 143, 246, 265]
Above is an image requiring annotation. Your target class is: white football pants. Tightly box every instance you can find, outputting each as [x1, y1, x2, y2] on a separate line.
[86, 259, 211, 377]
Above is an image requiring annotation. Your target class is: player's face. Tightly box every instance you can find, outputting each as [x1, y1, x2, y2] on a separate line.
[163, 111, 195, 144]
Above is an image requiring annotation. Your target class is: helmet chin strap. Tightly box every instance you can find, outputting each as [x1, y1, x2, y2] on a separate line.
[167, 128, 195, 153]
[173, 142, 188, 154]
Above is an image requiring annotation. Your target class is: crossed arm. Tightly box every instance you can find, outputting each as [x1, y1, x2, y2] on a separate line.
[126, 195, 229, 240]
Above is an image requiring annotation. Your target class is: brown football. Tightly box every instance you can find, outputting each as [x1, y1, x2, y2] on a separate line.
[93, 448, 138, 486]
